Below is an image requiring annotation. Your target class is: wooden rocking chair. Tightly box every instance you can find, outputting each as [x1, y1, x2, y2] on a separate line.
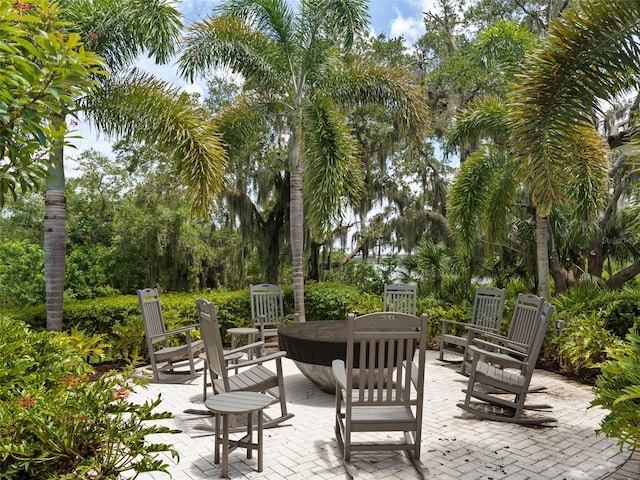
[196, 298, 294, 431]
[138, 288, 204, 382]
[439, 287, 505, 362]
[333, 312, 430, 478]
[383, 283, 418, 315]
[457, 302, 556, 425]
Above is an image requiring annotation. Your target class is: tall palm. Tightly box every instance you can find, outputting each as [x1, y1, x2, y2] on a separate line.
[179, 0, 428, 321]
[448, 2, 640, 300]
[509, 0, 640, 299]
[43, 0, 226, 330]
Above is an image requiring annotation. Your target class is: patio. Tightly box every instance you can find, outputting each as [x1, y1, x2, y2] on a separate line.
[127, 351, 637, 480]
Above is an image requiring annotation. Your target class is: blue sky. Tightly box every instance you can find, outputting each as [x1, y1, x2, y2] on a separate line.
[71, 0, 435, 166]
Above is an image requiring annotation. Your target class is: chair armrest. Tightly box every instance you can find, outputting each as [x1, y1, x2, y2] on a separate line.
[475, 331, 528, 351]
[468, 345, 526, 368]
[151, 325, 198, 341]
[472, 338, 528, 358]
[332, 359, 347, 390]
[440, 318, 468, 328]
[224, 341, 265, 356]
[233, 350, 286, 369]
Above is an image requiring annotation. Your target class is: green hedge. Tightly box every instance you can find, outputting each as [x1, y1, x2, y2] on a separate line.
[1, 282, 469, 362]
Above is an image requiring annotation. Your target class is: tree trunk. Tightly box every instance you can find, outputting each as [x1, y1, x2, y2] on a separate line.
[535, 214, 552, 301]
[289, 131, 306, 322]
[44, 144, 66, 331]
[549, 229, 568, 294]
[607, 260, 640, 289]
[308, 240, 320, 281]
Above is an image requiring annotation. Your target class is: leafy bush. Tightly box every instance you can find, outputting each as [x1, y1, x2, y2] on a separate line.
[555, 312, 624, 383]
[0, 240, 45, 307]
[592, 332, 640, 449]
[0, 317, 178, 479]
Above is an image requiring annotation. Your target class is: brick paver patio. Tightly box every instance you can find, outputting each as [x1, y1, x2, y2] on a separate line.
[127, 351, 637, 480]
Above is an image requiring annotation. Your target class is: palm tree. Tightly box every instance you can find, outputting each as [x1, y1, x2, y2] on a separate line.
[178, 0, 428, 321]
[509, 0, 640, 299]
[448, 1, 640, 300]
[42, 0, 226, 331]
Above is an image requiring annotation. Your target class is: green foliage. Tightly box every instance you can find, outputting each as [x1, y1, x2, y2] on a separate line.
[0, 0, 104, 205]
[556, 312, 624, 382]
[0, 240, 45, 307]
[592, 332, 640, 449]
[549, 285, 640, 381]
[0, 317, 178, 479]
[304, 282, 377, 320]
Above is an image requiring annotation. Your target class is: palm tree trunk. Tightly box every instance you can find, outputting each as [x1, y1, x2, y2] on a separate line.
[535, 213, 551, 301]
[289, 131, 306, 322]
[44, 143, 66, 331]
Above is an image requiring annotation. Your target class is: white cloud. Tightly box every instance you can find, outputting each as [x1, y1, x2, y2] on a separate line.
[390, 12, 424, 45]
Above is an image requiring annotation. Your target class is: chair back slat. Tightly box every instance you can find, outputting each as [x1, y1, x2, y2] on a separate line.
[346, 312, 427, 407]
[525, 302, 554, 370]
[383, 283, 417, 315]
[471, 287, 505, 331]
[196, 298, 230, 391]
[508, 293, 545, 348]
[138, 288, 168, 346]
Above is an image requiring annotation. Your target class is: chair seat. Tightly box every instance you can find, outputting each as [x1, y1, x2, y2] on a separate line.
[213, 364, 278, 393]
[350, 405, 416, 428]
[476, 362, 525, 388]
[154, 339, 204, 362]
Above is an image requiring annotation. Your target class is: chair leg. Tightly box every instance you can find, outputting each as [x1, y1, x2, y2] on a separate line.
[275, 359, 289, 418]
[203, 360, 209, 401]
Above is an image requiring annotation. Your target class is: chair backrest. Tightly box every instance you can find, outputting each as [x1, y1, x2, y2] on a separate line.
[507, 293, 546, 349]
[383, 283, 417, 315]
[250, 283, 285, 329]
[470, 287, 505, 331]
[138, 288, 168, 348]
[345, 312, 427, 406]
[196, 298, 230, 390]
[525, 301, 554, 369]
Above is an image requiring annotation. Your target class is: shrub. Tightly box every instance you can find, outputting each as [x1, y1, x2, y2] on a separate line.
[592, 332, 640, 449]
[555, 312, 624, 383]
[0, 317, 178, 479]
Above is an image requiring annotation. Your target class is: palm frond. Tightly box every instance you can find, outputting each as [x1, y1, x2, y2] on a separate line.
[565, 124, 610, 223]
[510, 0, 640, 216]
[178, 14, 287, 90]
[302, 97, 362, 235]
[305, 0, 370, 49]
[445, 96, 510, 155]
[447, 145, 510, 256]
[62, 0, 182, 71]
[214, 0, 294, 46]
[83, 70, 226, 217]
[328, 61, 430, 138]
[483, 155, 519, 247]
[474, 19, 538, 76]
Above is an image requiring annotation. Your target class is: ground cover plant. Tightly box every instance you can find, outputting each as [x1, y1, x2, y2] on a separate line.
[592, 331, 640, 449]
[0, 317, 178, 479]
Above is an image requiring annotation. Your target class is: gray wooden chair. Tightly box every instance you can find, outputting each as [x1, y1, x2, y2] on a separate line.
[383, 283, 418, 315]
[138, 288, 204, 382]
[439, 286, 505, 361]
[460, 292, 545, 375]
[457, 302, 556, 424]
[250, 283, 297, 347]
[196, 298, 294, 430]
[333, 312, 429, 478]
